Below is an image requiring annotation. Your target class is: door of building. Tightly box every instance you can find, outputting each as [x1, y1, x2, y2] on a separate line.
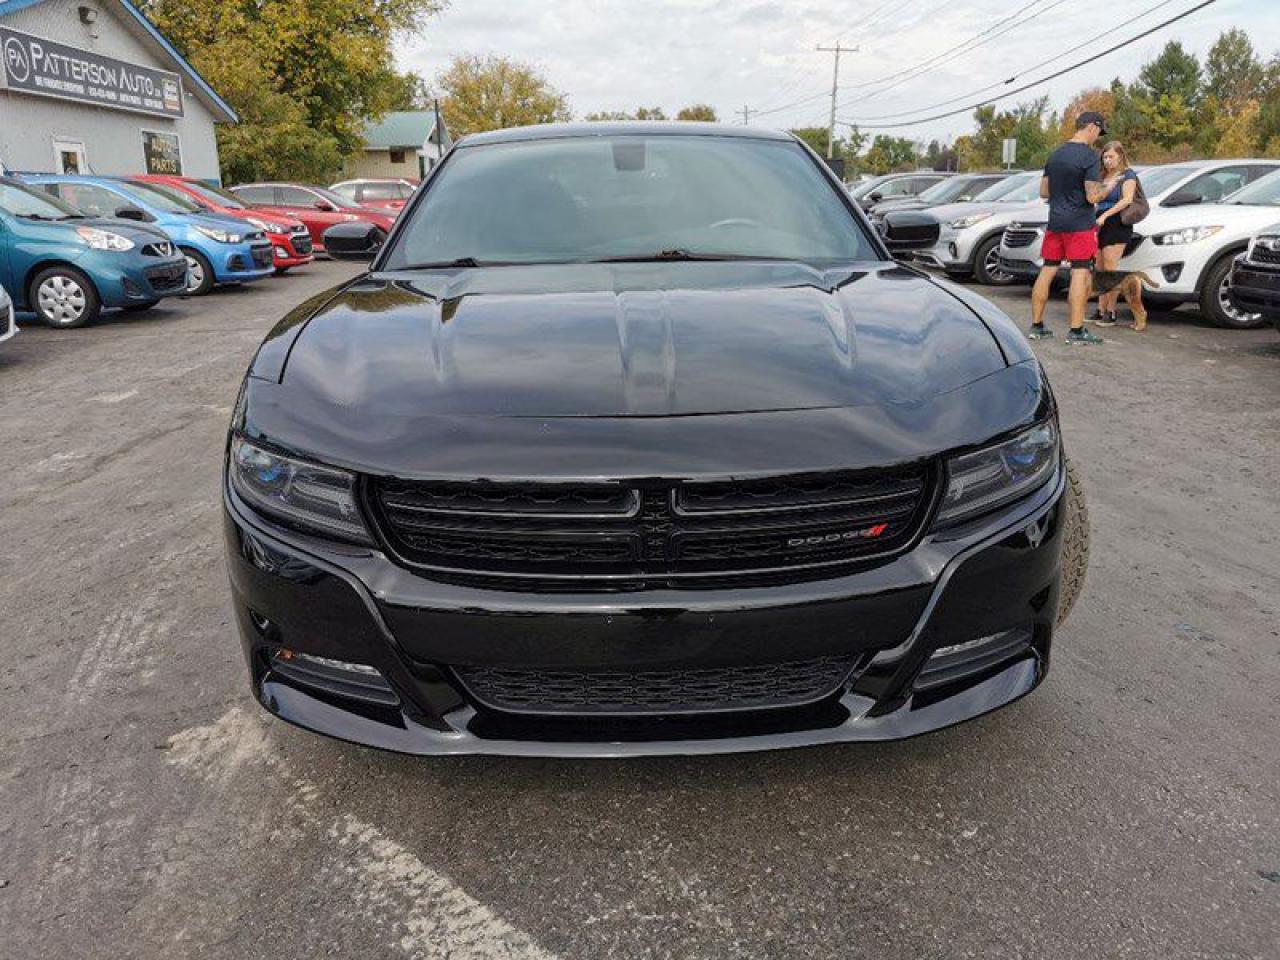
[52, 139, 88, 175]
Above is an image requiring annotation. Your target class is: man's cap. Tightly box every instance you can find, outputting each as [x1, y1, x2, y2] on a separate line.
[1076, 111, 1108, 134]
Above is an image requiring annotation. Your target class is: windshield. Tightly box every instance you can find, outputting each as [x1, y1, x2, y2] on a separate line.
[313, 186, 361, 209]
[0, 180, 81, 220]
[915, 178, 962, 202]
[973, 173, 1034, 202]
[181, 180, 247, 209]
[117, 180, 201, 213]
[1225, 170, 1280, 205]
[849, 174, 894, 200]
[385, 135, 875, 268]
[1138, 165, 1196, 198]
[136, 180, 212, 211]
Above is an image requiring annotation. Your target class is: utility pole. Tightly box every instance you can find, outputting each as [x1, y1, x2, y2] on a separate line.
[815, 42, 857, 159]
[737, 104, 755, 125]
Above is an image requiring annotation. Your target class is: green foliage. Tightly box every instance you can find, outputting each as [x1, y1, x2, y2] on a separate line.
[862, 135, 917, 174]
[1205, 29, 1262, 108]
[1136, 41, 1203, 108]
[436, 55, 571, 135]
[676, 104, 718, 122]
[138, 0, 445, 183]
[956, 98, 1051, 171]
[788, 127, 865, 164]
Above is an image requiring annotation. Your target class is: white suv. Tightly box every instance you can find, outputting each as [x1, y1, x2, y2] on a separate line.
[997, 159, 1280, 327]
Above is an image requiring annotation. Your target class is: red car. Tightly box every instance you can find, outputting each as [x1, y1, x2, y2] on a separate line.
[228, 183, 397, 253]
[329, 178, 418, 212]
[132, 175, 315, 273]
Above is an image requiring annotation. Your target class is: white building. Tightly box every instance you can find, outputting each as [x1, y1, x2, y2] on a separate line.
[0, 0, 235, 179]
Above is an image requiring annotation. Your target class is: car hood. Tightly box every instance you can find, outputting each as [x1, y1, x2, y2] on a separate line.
[1139, 201, 1280, 233]
[189, 211, 260, 232]
[243, 262, 1047, 480]
[929, 198, 1045, 223]
[267, 261, 1006, 420]
[22, 216, 171, 245]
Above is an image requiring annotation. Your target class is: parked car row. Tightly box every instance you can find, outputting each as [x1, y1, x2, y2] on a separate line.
[884, 157, 1280, 331]
[0, 173, 408, 331]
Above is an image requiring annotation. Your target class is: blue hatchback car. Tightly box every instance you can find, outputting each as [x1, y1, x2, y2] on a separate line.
[0, 178, 189, 329]
[21, 175, 274, 296]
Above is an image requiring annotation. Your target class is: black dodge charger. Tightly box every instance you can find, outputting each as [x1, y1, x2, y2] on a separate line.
[224, 123, 1088, 756]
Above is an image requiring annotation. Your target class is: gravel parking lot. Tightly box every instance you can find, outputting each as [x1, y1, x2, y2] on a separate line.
[1, 261, 1277, 959]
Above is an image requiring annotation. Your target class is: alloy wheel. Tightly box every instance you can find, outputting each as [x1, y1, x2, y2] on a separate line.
[185, 254, 206, 294]
[984, 245, 1012, 283]
[1218, 273, 1260, 326]
[37, 275, 87, 326]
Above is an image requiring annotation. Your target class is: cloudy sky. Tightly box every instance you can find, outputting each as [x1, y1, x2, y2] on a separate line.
[398, 0, 1277, 143]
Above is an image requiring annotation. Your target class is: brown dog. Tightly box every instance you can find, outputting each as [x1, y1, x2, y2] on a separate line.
[1089, 269, 1160, 331]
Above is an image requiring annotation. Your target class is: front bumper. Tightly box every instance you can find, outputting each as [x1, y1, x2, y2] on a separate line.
[268, 231, 315, 268]
[910, 225, 982, 273]
[1117, 237, 1199, 302]
[1229, 258, 1280, 329]
[223, 464, 1068, 757]
[91, 252, 189, 306]
[209, 241, 275, 283]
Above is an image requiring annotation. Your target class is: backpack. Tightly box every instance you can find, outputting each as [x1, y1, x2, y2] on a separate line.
[1120, 175, 1150, 226]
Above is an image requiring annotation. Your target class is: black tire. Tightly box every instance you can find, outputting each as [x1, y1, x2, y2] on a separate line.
[180, 247, 215, 296]
[29, 265, 101, 329]
[122, 300, 160, 312]
[1057, 456, 1090, 627]
[973, 234, 1013, 286]
[944, 269, 971, 282]
[1199, 252, 1265, 329]
[273, 267, 291, 276]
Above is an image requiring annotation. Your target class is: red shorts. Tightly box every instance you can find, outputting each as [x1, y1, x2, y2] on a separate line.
[1040, 229, 1098, 264]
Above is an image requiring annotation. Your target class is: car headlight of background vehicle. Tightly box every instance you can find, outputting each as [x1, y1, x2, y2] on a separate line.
[229, 436, 371, 544]
[246, 217, 286, 235]
[75, 226, 135, 252]
[948, 213, 992, 230]
[1152, 225, 1223, 246]
[935, 420, 1060, 525]
[196, 224, 246, 244]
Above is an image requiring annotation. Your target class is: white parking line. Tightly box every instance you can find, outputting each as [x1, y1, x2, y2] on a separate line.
[168, 708, 558, 960]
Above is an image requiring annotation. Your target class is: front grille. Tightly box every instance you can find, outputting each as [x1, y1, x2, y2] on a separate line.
[1250, 243, 1280, 266]
[1003, 227, 1040, 249]
[455, 656, 859, 715]
[366, 465, 933, 590]
[250, 244, 273, 268]
[141, 241, 174, 257]
[144, 262, 187, 291]
[291, 232, 313, 255]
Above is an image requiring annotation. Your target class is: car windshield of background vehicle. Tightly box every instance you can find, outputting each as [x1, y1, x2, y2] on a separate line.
[313, 186, 362, 209]
[916, 178, 966, 203]
[1224, 170, 1280, 205]
[121, 180, 201, 213]
[0, 181, 82, 219]
[993, 173, 1045, 203]
[183, 180, 248, 209]
[1137, 165, 1196, 198]
[386, 136, 875, 268]
[140, 180, 213, 211]
[972, 172, 1035, 202]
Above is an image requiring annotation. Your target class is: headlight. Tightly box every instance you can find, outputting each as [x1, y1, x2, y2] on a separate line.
[247, 217, 286, 235]
[1152, 225, 1223, 246]
[935, 420, 1059, 525]
[229, 436, 371, 543]
[195, 224, 245, 244]
[76, 226, 134, 251]
[948, 213, 992, 230]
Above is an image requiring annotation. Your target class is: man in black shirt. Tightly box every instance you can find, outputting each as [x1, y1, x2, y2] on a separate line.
[1029, 111, 1110, 344]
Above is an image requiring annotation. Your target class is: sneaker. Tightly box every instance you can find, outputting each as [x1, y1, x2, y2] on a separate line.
[1094, 312, 1118, 327]
[1066, 327, 1104, 345]
[1027, 323, 1054, 340]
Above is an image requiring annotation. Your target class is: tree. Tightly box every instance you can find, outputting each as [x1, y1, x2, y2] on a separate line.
[1057, 88, 1116, 142]
[1205, 29, 1262, 110]
[436, 55, 571, 135]
[140, 0, 445, 182]
[1135, 41, 1203, 108]
[862, 135, 917, 174]
[788, 127, 861, 162]
[1215, 99, 1261, 157]
[386, 72, 434, 112]
[676, 104, 718, 122]
[584, 110, 635, 121]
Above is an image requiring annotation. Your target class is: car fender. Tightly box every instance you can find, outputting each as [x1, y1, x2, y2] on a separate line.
[21, 257, 99, 308]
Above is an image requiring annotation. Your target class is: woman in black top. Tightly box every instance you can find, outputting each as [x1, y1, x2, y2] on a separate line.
[1093, 141, 1140, 326]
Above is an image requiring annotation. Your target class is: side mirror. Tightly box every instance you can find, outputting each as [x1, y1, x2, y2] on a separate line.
[313, 199, 336, 211]
[1163, 189, 1203, 208]
[323, 221, 385, 261]
[880, 209, 941, 253]
[114, 205, 148, 222]
[867, 191, 883, 203]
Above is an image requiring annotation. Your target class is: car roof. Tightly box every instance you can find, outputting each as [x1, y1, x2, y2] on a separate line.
[461, 121, 796, 147]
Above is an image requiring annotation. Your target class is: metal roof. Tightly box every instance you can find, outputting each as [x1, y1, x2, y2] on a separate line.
[362, 111, 447, 150]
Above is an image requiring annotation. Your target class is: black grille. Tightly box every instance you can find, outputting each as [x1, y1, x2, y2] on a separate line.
[141, 241, 174, 258]
[250, 244, 273, 268]
[291, 232, 313, 255]
[1250, 242, 1280, 266]
[1003, 227, 1040, 249]
[455, 656, 858, 714]
[145, 262, 187, 292]
[366, 465, 933, 590]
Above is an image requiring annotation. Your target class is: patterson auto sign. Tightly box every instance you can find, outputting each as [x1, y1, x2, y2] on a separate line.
[0, 26, 184, 118]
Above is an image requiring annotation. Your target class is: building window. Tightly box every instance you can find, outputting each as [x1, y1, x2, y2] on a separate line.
[389, 149, 407, 164]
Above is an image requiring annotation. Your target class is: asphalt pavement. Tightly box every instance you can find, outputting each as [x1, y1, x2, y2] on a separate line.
[1, 262, 1277, 959]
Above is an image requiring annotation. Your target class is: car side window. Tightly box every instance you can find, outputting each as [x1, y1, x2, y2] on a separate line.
[52, 183, 127, 218]
[331, 183, 358, 201]
[235, 185, 274, 204]
[878, 178, 914, 198]
[911, 177, 941, 194]
[361, 182, 400, 200]
[279, 186, 317, 207]
[1179, 166, 1251, 203]
[1246, 164, 1280, 184]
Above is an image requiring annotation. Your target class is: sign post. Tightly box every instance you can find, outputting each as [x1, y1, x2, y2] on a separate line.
[1002, 138, 1017, 169]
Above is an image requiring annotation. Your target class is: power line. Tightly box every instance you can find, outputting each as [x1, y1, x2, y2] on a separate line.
[838, 0, 1072, 111]
[837, 0, 1219, 129]
[853, 0, 1181, 121]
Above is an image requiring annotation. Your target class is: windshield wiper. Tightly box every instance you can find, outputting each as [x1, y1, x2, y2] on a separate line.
[398, 256, 486, 269]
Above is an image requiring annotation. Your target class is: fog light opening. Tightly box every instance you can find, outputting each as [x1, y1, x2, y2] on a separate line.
[269, 649, 400, 707]
[915, 626, 1034, 691]
[248, 609, 272, 634]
